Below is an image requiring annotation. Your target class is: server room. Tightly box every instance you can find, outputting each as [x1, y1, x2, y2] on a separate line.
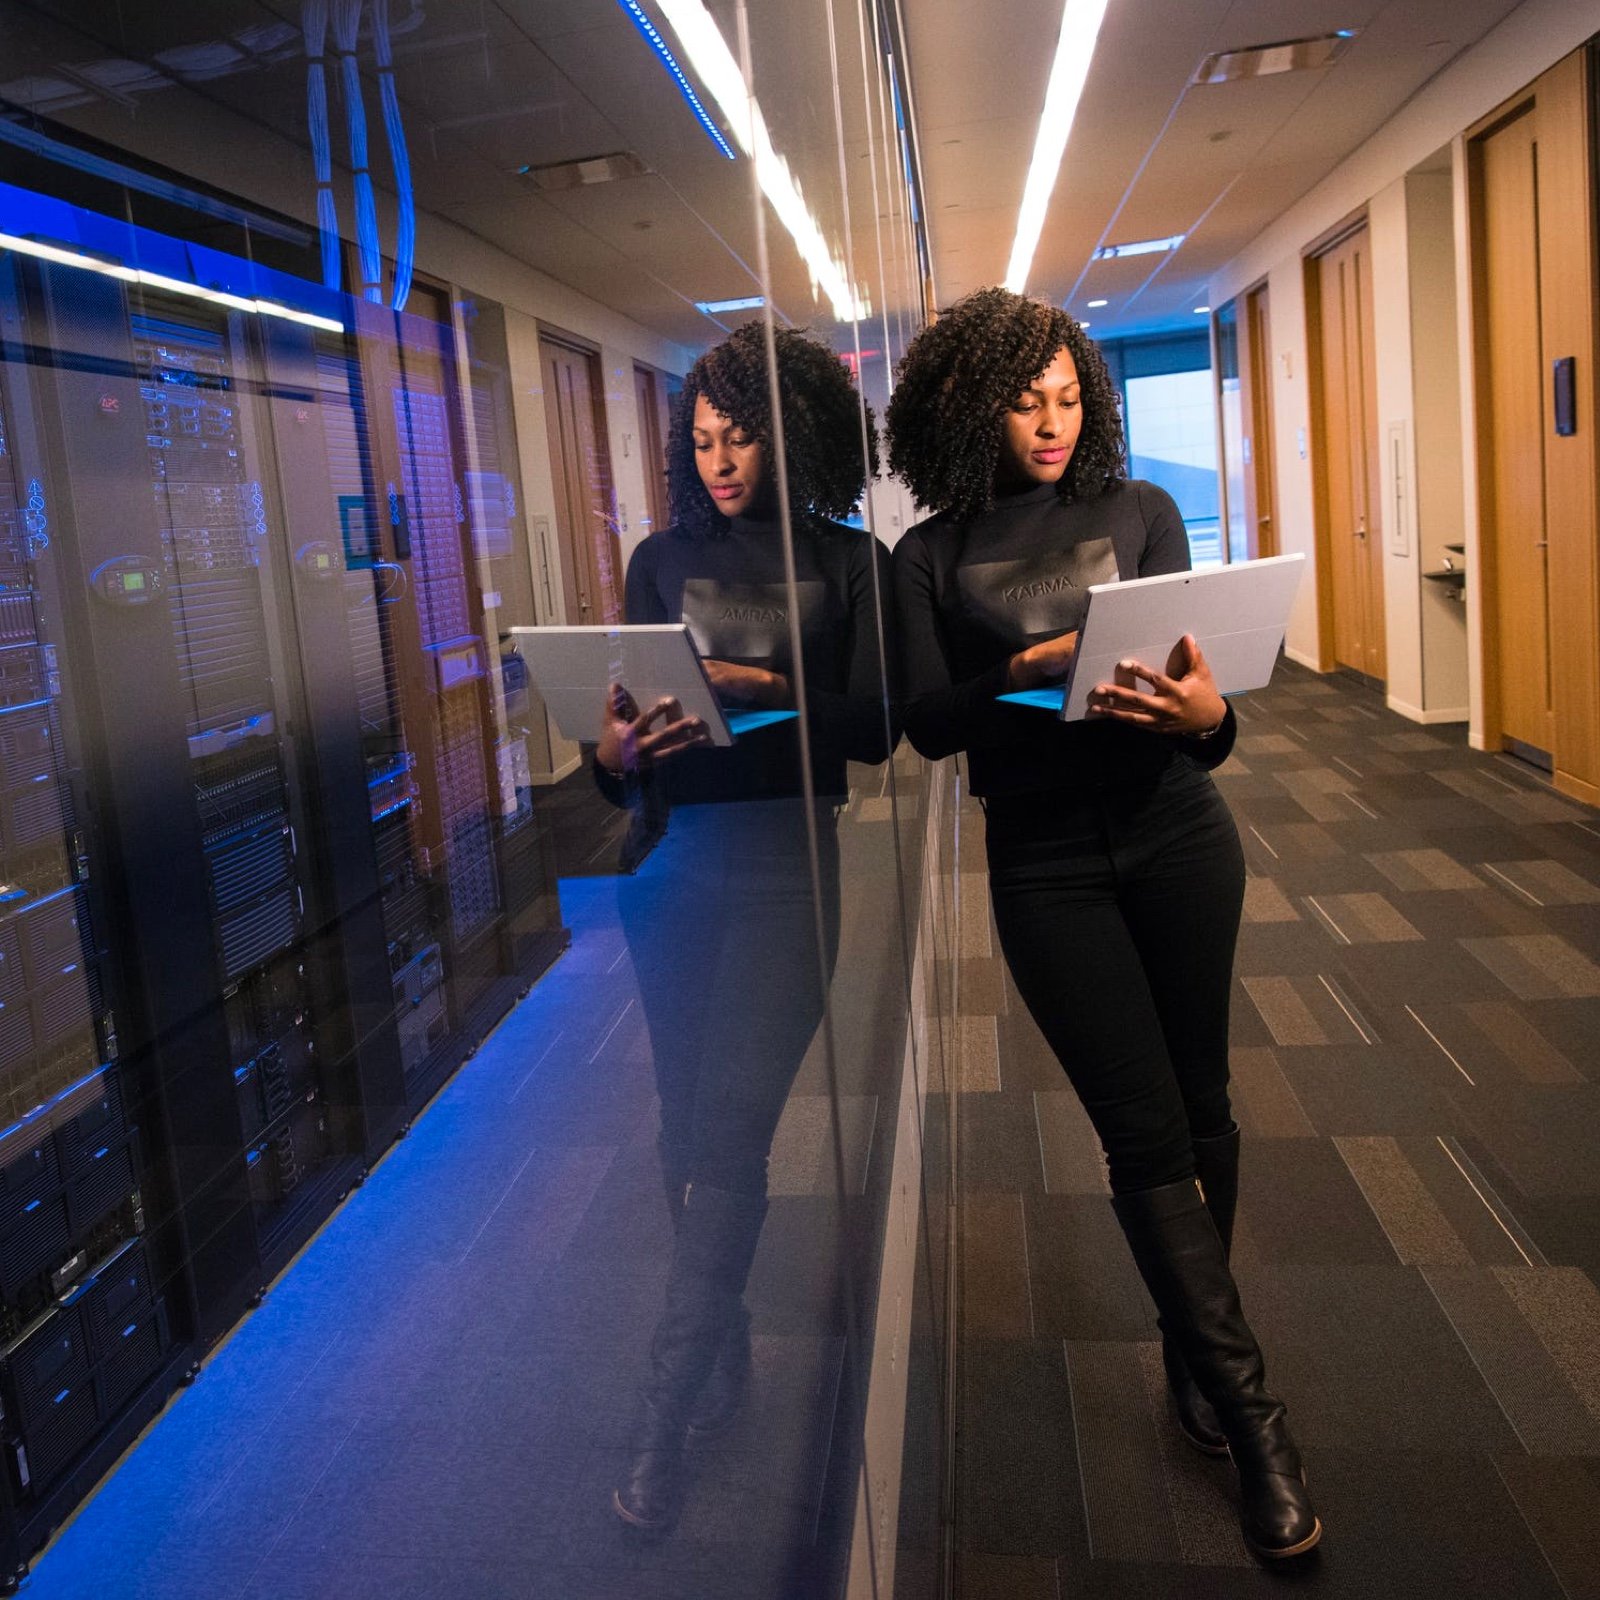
[0, 2, 1599, 1598]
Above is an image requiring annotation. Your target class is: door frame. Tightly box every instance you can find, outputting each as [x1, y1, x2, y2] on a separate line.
[537, 323, 620, 626]
[1303, 209, 1378, 677]
[1462, 47, 1600, 803]
[1243, 281, 1278, 559]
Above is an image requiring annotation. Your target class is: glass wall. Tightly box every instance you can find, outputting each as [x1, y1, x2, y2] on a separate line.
[1102, 331, 1222, 567]
[0, 3, 948, 1598]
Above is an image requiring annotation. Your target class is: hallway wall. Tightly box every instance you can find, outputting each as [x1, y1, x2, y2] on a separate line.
[1209, 0, 1600, 725]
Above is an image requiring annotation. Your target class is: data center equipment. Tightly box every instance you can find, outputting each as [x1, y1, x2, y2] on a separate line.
[0, 167, 566, 1584]
[0, 265, 170, 1589]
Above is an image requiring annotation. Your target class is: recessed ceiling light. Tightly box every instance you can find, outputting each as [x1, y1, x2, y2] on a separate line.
[518, 152, 650, 190]
[1087, 298, 1108, 308]
[1194, 29, 1359, 85]
[694, 295, 765, 315]
[1194, 306, 1211, 314]
[1092, 235, 1184, 260]
[1003, 0, 1111, 293]
[1079, 320, 1091, 328]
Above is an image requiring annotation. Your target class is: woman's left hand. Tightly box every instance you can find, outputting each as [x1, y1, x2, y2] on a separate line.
[702, 659, 792, 710]
[1084, 633, 1226, 736]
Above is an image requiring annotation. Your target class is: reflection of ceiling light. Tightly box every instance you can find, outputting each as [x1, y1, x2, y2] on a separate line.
[1087, 298, 1108, 307]
[519, 152, 651, 190]
[1194, 30, 1358, 85]
[616, 0, 736, 159]
[1092, 235, 1185, 260]
[1003, 0, 1110, 294]
[0, 231, 345, 331]
[694, 295, 764, 315]
[653, 0, 872, 322]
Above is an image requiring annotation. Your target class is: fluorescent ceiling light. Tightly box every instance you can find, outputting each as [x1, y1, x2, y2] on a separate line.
[1087, 297, 1108, 307]
[616, 0, 737, 160]
[1079, 320, 1091, 328]
[1092, 234, 1185, 260]
[695, 295, 765, 315]
[1003, 0, 1110, 294]
[0, 231, 345, 332]
[655, 0, 871, 321]
[1194, 305, 1210, 314]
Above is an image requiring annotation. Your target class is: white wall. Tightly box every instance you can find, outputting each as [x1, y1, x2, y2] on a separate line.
[1367, 178, 1425, 710]
[1407, 170, 1471, 718]
[1262, 266, 1322, 669]
[1209, 0, 1600, 716]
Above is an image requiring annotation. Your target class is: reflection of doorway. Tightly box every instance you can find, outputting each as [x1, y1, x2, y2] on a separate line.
[540, 332, 621, 624]
[1309, 224, 1385, 681]
[1473, 105, 1554, 761]
[633, 364, 673, 539]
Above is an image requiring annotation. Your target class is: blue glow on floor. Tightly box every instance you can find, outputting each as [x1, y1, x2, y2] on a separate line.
[26, 884, 644, 1600]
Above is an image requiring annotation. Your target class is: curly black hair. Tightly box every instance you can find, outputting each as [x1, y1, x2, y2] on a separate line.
[885, 286, 1124, 521]
[666, 322, 878, 534]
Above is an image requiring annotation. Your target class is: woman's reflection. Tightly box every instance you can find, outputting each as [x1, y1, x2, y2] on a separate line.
[593, 323, 895, 1532]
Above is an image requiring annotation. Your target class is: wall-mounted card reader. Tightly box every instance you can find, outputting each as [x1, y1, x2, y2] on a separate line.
[1554, 356, 1577, 437]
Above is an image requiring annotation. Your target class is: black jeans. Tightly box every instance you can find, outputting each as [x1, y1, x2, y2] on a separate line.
[984, 761, 1246, 1195]
[617, 798, 842, 1198]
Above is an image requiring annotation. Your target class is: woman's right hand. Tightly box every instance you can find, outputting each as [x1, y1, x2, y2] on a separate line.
[1006, 630, 1079, 692]
[595, 683, 712, 777]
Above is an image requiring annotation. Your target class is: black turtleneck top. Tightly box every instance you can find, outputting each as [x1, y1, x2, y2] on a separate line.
[606, 511, 896, 804]
[892, 478, 1236, 798]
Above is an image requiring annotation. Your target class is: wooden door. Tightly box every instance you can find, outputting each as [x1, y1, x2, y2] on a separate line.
[1313, 227, 1385, 680]
[1477, 108, 1555, 757]
[633, 364, 672, 539]
[540, 335, 621, 624]
[1244, 284, 1278, 559]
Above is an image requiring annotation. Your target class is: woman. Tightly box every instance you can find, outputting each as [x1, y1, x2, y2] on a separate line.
[594, 322, 895, 1533]
[886, 287, 1319, 1560]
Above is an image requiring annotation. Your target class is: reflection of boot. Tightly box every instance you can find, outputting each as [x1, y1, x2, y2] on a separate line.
[1162, 1126, 1239, 1454]
[660, 1137, 689, 1227]
[1113, 1181, 1321, 1561]
[687, 1303, 752, 1439]
[658, 1143, 754, 1438]
[613, 1184, 768, 1532]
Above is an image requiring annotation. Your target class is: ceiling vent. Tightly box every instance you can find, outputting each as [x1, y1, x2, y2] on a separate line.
[518, 151, 650, 191]
[1193, 30, 1358, 85]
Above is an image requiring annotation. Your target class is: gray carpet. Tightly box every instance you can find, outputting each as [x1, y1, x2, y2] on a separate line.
[898, 661, 1600, 1599]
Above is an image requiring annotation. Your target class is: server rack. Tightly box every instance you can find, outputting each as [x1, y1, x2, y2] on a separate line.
[0, 260, 184, 1591]
[0, 223, 565, 1581]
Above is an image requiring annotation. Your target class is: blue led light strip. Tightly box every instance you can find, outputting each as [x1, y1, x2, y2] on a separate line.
[615, 0, 737, 160]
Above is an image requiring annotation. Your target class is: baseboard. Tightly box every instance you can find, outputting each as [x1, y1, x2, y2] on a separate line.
[1385, 697, 1470, 726]
[1284, 645, 1323, 672]
[845, 765, 943, 1600]
[531, 754, 582, 786]
[1556, 770, 1600, 811]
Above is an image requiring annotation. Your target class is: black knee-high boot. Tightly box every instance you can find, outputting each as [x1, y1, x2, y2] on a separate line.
[656, 1141, 755, 1441]
[1162, 1125, 1239, 1453]
[1113, 1179, 1321, 1560]
[614, 1183, 768, 1531]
